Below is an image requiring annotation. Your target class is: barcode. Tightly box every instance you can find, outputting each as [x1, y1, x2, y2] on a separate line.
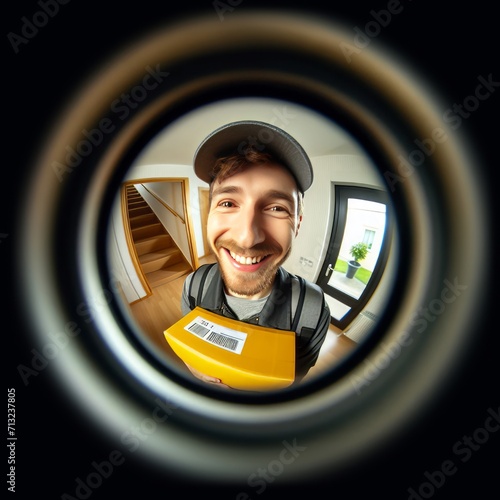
[184, 316, 247, 355]
[206, 332, 239, 352]
[188, 322, 210, 337]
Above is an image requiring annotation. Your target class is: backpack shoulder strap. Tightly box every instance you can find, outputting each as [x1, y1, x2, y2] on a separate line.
[291, 275, 324, 344]
[187, 263, 216, 309]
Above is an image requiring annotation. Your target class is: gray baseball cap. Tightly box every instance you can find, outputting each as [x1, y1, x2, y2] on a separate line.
[193, 120, 313, 193]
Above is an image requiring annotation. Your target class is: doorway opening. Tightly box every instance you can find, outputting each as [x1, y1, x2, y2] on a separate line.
[317, 184, 394, 331]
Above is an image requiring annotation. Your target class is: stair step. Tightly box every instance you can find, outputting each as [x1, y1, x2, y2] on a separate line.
[134, 234, 173, 255]
[140, 247, 182, 273]
[128, 200, 148, 209]
[128, 195, 146, 202]
[146, 262, 192, 287]
[129, 206, 152, 217]
[129, 212, 158, 229]
[132, 222, 164, 241]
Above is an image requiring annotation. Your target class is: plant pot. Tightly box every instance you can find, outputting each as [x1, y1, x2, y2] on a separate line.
[346, 260, 361, 279]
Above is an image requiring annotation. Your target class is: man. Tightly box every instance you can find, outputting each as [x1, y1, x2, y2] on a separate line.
[181, 120, 330, 388]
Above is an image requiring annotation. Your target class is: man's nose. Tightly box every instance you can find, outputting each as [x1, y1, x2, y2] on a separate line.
[232, 206, 265, 248]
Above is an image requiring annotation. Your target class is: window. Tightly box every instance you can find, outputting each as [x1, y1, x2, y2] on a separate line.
[363, 229, 376, 249]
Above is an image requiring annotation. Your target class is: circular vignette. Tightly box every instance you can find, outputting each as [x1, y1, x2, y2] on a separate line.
[18, 12, 487, 484]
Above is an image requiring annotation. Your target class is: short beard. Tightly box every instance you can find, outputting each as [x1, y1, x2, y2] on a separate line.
[213, 239, 291, 298]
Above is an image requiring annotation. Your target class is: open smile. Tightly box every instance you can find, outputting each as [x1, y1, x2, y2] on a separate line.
[222, 248, 271, 270]
[228, 250, 269, 265]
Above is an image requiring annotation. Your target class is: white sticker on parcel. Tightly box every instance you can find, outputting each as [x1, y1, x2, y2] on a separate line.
[184, 316, 248, 354]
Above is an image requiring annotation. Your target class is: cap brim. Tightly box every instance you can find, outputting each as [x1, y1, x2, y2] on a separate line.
[193, 120, 313, 192]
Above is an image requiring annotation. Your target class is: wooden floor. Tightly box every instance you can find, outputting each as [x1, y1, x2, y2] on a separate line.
[126, 254, 357, 385]
[127, 254, 215, 374]
[302, 326, 355, 382]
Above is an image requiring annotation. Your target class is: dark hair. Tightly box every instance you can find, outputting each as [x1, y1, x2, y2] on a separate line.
[209, 148, 304, 215]
[209, 148, 275, 184]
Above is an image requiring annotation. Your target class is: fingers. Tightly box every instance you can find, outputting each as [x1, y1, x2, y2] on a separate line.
[185, 364, 228, 387]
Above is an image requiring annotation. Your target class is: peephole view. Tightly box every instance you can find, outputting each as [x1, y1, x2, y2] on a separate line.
[106, 98, 397, 392]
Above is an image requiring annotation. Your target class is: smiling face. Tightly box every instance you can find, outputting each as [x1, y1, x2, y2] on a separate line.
[207, 161, 303, 299]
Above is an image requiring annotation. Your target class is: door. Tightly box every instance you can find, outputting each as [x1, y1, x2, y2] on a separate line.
[317, 184, 394, 330]
[198, 187, 210, 257]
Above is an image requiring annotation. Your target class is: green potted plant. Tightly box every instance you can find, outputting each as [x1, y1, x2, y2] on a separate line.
[346, 242, 369, 279]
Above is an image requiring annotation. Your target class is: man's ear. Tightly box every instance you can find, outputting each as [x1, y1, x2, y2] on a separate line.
[295, 214, 303, 237]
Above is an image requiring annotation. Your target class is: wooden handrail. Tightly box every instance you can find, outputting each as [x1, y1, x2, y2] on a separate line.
[140, 184, 185, 224]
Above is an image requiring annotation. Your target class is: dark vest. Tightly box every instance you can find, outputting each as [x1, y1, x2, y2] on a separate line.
[187, 263, 323, 347]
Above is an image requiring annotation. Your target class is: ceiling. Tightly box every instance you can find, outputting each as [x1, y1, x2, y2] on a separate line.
[131, 97, 368, 169]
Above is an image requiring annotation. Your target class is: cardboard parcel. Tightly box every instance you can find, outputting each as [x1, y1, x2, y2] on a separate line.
[164, 307, 295, 391]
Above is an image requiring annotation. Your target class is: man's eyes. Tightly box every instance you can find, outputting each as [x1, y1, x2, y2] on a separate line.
[218, 201, 235, 208]
[215, 201, 291, 214]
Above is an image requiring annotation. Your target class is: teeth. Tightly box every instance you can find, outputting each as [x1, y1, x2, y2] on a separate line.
[229, 251, 265, 265]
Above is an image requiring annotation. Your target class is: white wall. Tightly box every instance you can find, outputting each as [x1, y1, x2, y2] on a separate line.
[107, 190, 147, 303]
[284, 154, 386, 280]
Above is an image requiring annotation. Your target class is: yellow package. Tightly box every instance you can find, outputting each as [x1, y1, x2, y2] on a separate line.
[164, 307, 295, 391]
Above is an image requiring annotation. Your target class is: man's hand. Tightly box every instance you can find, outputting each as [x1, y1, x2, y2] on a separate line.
[185, 364, 231, 389]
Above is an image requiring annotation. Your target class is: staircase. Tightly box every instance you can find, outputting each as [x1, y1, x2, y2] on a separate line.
[126, 185, 192, 288]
